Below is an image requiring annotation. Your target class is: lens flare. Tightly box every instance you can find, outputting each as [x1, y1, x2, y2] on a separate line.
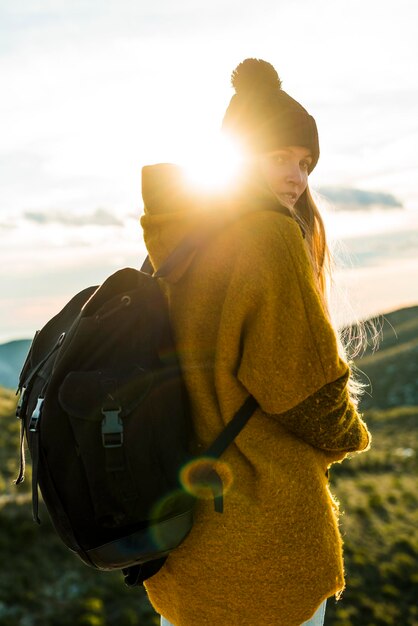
[149, 488, 192, 550]
[179, 456, 234, 500]
[181, 136, 244, 192]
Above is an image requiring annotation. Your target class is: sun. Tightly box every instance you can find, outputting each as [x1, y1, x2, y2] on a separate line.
[179, 134, 244, 193]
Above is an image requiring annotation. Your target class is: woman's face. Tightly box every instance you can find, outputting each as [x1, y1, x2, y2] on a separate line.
[257, 146, 312, 207]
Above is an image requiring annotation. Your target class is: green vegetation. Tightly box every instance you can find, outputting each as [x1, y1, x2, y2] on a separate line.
[1, 306, 417, 624]
[325, 406, 418, 626]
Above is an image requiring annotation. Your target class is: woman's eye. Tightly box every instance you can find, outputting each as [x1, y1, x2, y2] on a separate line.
[300, 161, 310, 171]
[272, 155, 286, 165]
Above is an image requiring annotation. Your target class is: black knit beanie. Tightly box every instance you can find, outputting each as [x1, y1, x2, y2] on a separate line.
[222, 58, 319, 173]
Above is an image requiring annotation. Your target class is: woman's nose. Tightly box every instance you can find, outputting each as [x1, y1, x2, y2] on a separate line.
[285, 163, 304, 185]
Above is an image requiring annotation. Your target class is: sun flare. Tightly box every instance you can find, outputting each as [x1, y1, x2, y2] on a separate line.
[180, 135, 244, 192]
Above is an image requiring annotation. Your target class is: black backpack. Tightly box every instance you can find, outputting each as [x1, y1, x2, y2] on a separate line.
[15, 246, 257, 586]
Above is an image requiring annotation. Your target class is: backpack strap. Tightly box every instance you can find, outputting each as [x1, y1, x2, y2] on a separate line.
[140, 255, 154, 274]
[192, 396, 258, 514]
[204, 395, 258, 459]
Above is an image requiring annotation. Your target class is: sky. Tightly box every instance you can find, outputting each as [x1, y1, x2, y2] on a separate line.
[1, 0, 418, 341]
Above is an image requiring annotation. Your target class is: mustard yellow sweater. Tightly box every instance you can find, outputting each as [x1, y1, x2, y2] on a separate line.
[140, 164, 370, 626]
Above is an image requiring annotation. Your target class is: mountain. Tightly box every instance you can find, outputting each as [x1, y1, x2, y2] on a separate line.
[319, 186, 403, 210]
[353, 305, 418, 409]
[0, 339, 32, 390]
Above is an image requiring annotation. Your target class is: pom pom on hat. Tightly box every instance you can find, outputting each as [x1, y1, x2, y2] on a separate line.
[222, 58, 319, 173]
[231, 58, 282, 95]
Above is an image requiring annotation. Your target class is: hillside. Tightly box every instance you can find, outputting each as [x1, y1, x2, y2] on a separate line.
[0, 305, 417, 625]
[326, 405, 418, 626]
[0, 339, 31, 390]
[353, 305, 418, 409]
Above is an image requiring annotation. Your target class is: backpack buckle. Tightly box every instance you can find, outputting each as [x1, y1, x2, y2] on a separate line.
[16, 386, 27, 419]
[29, 398, 44, 432]
[101, 408, 123, 448]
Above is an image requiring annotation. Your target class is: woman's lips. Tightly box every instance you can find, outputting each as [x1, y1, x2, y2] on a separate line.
[277, 192, 297, 205]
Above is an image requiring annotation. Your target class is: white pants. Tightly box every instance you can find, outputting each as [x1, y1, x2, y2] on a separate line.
[160, 599, 327, 626]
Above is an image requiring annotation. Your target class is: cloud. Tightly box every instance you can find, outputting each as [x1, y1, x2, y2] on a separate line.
[23, 208, 124, 227]
[319, 187, 403, 211]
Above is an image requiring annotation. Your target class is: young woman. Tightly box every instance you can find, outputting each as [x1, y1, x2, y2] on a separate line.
[140, 58, 370, 626]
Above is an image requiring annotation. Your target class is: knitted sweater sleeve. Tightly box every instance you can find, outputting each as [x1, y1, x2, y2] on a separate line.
[234, 212, 370, 454]
[274, 370, 370, 452]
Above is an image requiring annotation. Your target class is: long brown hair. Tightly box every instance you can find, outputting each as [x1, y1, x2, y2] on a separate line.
[294, 186, 382, 404]
[294, 185, 330, 300]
